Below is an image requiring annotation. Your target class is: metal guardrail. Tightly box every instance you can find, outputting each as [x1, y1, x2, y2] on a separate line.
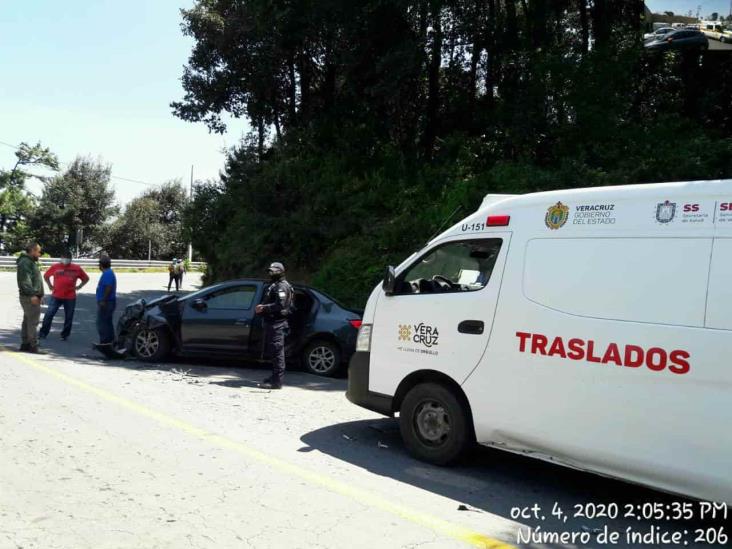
[0, 257, 206, 269]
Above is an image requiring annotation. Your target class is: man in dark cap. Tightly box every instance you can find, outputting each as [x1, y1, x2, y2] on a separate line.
[255, 261, 294, 389]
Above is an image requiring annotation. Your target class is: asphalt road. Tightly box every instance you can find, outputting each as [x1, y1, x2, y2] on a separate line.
[709, 40, 732, 50]
[0, 273, 728, 549]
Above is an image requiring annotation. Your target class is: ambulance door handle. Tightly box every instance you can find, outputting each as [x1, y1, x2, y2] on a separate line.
[458, 320, 484, 335]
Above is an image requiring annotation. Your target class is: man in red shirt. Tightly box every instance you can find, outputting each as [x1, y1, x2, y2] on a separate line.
[39, 250, 90, 341]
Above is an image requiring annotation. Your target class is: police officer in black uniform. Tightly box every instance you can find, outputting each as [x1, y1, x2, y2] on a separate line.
[256, 262, 294, 389]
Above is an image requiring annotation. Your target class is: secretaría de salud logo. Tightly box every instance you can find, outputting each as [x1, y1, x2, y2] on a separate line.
[545, 201, 570, 230]
[656, 200, 676, 224]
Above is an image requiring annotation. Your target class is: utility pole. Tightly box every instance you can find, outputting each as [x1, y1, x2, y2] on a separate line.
[188, 165, 194, 263]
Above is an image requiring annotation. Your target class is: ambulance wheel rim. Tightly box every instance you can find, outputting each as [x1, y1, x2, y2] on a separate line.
[135, 329, 159, 358]
[414, 400, 451, 445]
[308, 345, 336, 373]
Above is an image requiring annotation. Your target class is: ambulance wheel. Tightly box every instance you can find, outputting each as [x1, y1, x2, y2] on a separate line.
[399, 382, 470, 465]
[133, 327, 170, 362]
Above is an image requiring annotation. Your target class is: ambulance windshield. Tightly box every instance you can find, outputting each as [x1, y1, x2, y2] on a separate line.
[396, 239, 502, 294]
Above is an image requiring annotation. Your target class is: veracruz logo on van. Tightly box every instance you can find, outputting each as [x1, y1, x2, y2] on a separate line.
[544, 202, 569, 230]
[515, 331, 690, 375]
[572, 203, 616, 226]
[397, 323, 439, 355]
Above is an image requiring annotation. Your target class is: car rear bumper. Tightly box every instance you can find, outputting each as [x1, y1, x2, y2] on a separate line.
[346, 351, 394, 416]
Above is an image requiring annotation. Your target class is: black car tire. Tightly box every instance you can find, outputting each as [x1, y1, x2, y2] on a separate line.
[133, 327, 171, 362]
[399, 382, 472, 465]
[302, 340, 342, 377]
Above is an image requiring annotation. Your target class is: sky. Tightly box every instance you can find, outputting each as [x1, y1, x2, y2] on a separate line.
[1, 2, 729, 208]
[647, 0, 731, 17]
[0, 1, 248, 205]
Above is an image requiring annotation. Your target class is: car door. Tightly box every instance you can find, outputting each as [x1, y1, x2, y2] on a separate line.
[180, 284, 260, 353]
[369, 235, 511, 395]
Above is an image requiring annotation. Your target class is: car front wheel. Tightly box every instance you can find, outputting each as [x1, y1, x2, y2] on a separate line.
[399, 382, 472, 465]
[302, 340, 342, 377]
[133, 327, 171, 362]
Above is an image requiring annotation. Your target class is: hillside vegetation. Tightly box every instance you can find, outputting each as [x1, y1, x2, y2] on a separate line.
[174, 0, 732, 307]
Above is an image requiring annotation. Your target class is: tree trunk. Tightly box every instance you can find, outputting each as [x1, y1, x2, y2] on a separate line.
[423, 2, 443, 159]
[257, 117, 265, 158]
[468, 0, 483, 103]
[287, 55, 298, 121]
[579, 0, 589, 53]
[273, 110, 282, 140]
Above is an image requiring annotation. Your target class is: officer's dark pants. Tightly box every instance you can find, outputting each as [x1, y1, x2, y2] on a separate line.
[264, 320, 287, 385]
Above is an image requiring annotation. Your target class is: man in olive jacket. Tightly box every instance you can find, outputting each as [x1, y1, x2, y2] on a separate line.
[16, 242, 44, 353]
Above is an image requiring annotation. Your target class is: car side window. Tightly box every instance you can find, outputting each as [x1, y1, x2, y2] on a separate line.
[205, 286, 257, 309]
[395, 239, 503, 295]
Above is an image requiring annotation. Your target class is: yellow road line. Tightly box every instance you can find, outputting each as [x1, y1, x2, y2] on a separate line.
[2, 348, 516, 549]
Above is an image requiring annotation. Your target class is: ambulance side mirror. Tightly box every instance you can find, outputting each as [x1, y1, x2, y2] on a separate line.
[383, 266, 397, 296]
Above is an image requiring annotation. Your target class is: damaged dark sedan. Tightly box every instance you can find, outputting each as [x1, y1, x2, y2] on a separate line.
[116, 279, 362, 377]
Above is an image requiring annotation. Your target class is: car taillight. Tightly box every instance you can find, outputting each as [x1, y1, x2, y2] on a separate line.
[349, 319, 362, 329]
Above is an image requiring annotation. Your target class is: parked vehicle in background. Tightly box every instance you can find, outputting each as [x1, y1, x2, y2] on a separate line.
[643, 27, 673, 41]
[644, 29, 709, 51]
[701, 20, 727, 41]
[117, 279, 361, 377]
[720, 29, 732, 44]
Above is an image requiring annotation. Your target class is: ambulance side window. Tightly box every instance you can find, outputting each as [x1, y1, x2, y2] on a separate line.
[395, 239, 502, 295]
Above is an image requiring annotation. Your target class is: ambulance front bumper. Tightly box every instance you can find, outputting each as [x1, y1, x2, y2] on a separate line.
[346, 351, 394, 417]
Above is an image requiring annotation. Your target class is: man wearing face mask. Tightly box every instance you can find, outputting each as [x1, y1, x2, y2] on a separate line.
[39, 250, 89, 341]
[255, 262, 294, 390]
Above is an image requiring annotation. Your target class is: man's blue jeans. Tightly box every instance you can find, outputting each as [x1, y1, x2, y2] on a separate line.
[96, 301, 116, 344]
[39, 297, 77, 339]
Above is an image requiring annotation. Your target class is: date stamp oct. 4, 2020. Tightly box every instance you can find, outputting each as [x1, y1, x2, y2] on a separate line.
[511, 501, 728, 546]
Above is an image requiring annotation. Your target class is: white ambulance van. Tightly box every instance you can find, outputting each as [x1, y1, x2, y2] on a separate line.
[347, 180, 732, 503]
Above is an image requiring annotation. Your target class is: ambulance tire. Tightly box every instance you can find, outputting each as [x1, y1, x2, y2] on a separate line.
[399, 382, 470, 465]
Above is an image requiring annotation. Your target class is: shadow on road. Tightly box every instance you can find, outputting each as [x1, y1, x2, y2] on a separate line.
[301, 419, 730, 544]
[0, 285, 347, 393]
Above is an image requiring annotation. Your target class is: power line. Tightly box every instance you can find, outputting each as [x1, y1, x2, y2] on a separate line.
[0, 139, 161, 187]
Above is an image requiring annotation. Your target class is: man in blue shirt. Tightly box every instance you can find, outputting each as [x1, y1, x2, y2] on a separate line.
[96, 254, 117, 346]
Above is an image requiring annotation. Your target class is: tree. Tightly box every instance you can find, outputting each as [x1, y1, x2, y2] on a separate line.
[0, 187, 36, 253]
[105, 181, 189, 260]
[174, 1, 732, 307]
[0, 141, 59, 189]
[30, 157, 118, 256]
[0, 141, 58, 251]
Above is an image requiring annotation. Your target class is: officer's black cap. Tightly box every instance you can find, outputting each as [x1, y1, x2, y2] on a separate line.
[268, 262, 285, 275]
